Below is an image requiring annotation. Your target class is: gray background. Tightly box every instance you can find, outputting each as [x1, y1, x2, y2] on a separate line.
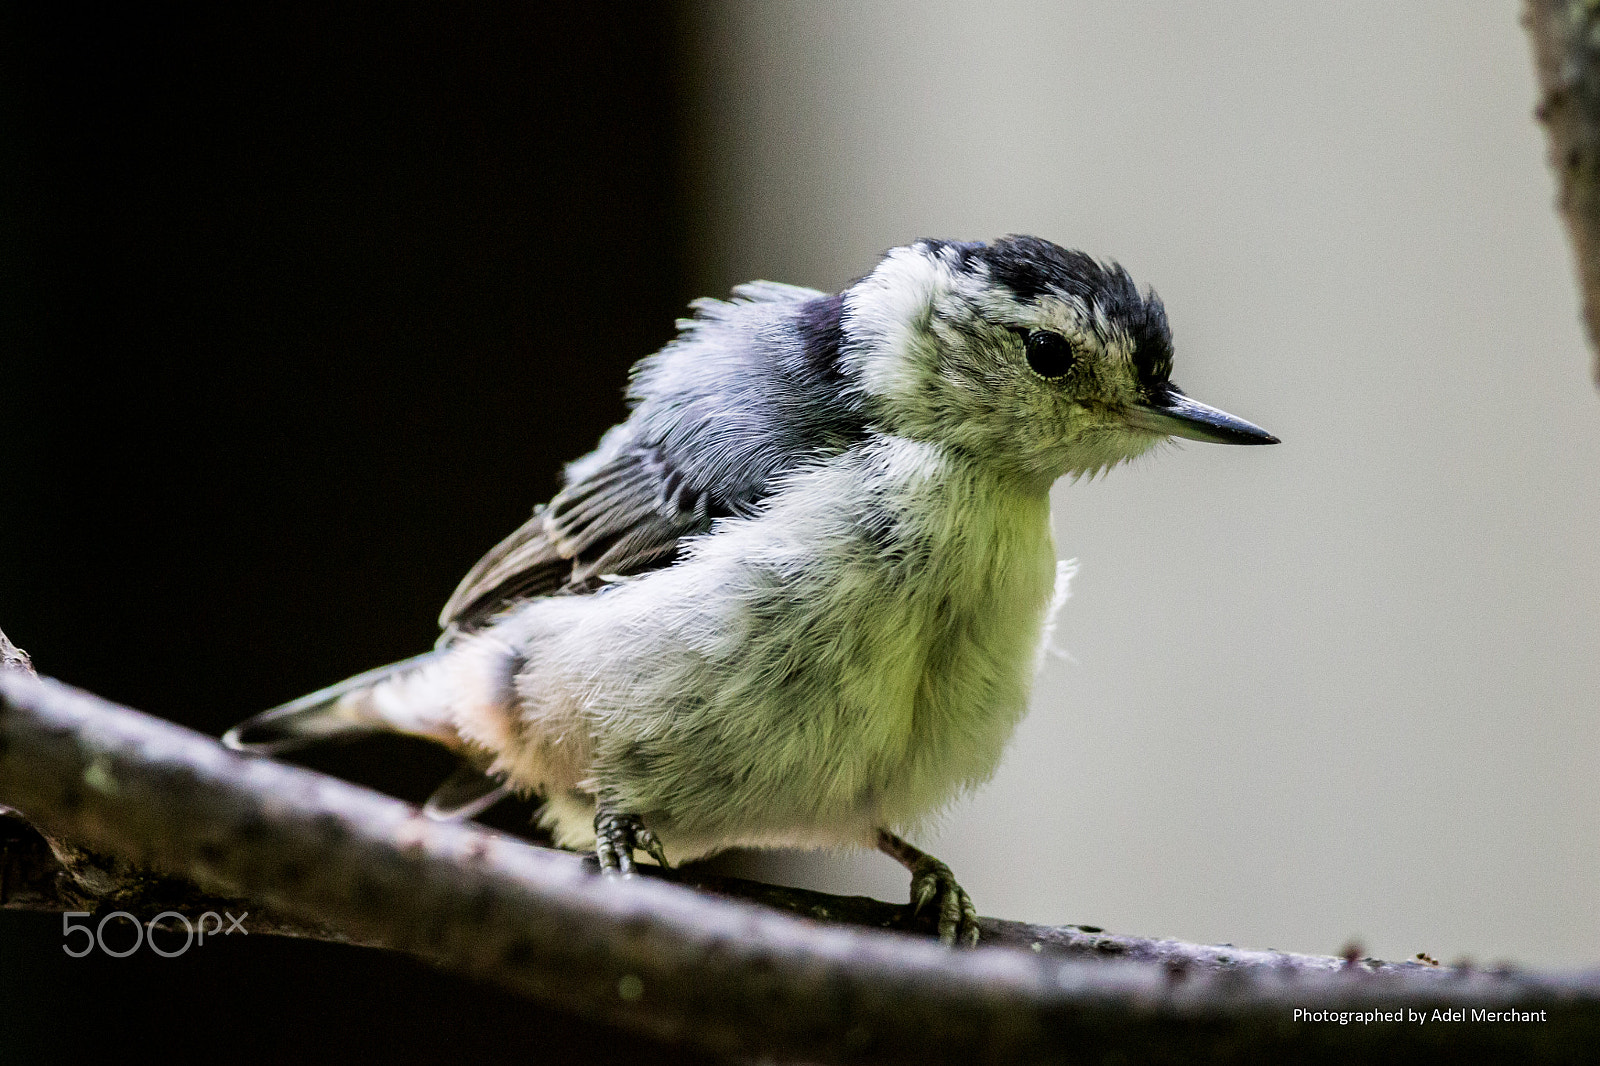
[681, 1, 1600, 968]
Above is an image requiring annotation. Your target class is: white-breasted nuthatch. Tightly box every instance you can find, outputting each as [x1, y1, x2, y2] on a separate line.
[224, 235, 1277, 945]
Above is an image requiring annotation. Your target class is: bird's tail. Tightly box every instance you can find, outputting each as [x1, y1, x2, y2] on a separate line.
[222, 651, 463, 756]
[223, 648, 516, 821]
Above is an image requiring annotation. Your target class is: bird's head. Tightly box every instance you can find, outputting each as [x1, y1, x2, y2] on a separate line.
[841, 235, 1277, 485]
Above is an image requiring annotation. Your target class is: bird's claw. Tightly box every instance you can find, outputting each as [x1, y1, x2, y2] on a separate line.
[593, 808, 669, 877]
[907, 854, 979, 947]
[875, 829, 980, 946]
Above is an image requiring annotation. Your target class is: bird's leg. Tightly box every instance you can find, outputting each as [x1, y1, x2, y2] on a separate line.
[875, 829, 980, 947]
[593, 802, 670, 877]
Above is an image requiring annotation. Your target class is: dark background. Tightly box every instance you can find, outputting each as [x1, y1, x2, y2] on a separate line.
[1, 3, 714, 1061]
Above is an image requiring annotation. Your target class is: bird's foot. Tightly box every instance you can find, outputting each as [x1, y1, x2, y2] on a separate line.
[875, 829, 979, 947]
[907, 855, 979, 948]
[593, 806, 669, 877]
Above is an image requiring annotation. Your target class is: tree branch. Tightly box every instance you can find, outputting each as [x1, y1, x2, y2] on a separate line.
[2, 666, 1596, 1063]
[0, 805, 1490, 975]
[1526, 0, 1600, 384]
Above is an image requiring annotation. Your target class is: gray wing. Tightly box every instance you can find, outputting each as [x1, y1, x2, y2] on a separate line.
[439, 282, 864, 634]
[438, 445, 748, 631]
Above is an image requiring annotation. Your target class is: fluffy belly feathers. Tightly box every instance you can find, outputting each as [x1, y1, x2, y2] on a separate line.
[450, 438, 1063, 858]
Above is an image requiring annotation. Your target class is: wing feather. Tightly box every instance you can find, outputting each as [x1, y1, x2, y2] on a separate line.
[438, 447, 717, 631]
[439, 281, 864, 634]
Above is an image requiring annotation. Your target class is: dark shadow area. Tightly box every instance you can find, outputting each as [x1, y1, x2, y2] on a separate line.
[1, 2, 710, 1060]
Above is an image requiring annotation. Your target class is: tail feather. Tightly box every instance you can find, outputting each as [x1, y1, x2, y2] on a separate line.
[222, 651, 449, 755]
[422, 763, 511, 821]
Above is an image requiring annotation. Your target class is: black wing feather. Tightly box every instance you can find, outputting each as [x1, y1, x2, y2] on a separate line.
[439, 447, 726, 632]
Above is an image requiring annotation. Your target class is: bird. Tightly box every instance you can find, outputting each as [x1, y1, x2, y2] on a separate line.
[223, 235, 1277, 946]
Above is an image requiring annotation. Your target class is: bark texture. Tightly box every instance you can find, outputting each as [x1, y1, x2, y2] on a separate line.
[2, 668, 1595, 1064]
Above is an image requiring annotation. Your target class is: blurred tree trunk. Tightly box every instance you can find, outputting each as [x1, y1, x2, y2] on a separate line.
[1527, 0, 1600, 384]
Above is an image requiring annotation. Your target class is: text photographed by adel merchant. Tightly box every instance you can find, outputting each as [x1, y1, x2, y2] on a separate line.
[1292, 1008, 1547, 1025]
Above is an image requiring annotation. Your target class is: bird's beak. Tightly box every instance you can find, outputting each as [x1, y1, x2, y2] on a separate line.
[1124, 386, 1279, 445]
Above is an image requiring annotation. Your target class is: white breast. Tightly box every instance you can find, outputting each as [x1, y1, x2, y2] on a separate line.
[479, 434, 1063, 859]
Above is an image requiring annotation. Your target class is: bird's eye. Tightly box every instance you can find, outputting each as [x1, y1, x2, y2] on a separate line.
[1023, 330, 1076, 379]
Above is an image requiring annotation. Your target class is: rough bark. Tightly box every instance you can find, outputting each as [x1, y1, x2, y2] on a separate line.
[2, 668, 1595, 1064]
[1526, 0, 1600, 384]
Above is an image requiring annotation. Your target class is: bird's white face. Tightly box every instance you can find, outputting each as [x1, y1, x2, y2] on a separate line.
[843, 239, 1184, 487]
